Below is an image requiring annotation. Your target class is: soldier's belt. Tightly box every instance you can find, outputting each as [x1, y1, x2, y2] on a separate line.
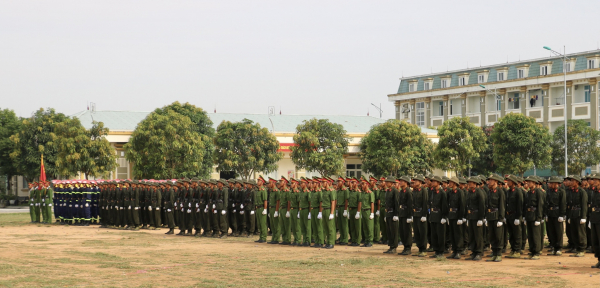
[593, 207, 599, 212]
[507, 211, 516, 215]
[468, 210, 478, 214]
[449, 208, 458, 212]
[431, 208, 440, 212]
[413, 208, 422, 212]
[399, 205, 407, 209]
[527, 207, 537, 211]
[387, 209, 394, 212]
[488, 208, 498, 213]
[549, 206, 560, 211]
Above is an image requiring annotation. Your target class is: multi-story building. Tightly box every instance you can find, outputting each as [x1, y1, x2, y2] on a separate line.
[388, 50, 600, 133]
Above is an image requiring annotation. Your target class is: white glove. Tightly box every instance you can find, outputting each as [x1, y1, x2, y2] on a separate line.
[534, 221, 540, 226]
[581, 219, 587, 224]
[407, 217, 413, 223]
[274, 211, 279, 218]
[568, 219, 571, 224]
[375, 210, 380, 216]
[286, 211, 290, 218]
[457, 219, 463, 225]
[240, 211, 244, 215]
[149, 206, 152, 210]
[188, 203, 191, 208]
[514, 219, 520, 225]
[128, 205, 131, 209]
[477, 220, 483, 227]
[497, 221, 503, 227]
[393, 216, 399, 222]
[212, 204, 216, 209]
[155, 207, 159, 211]
[558, 217, 564, 222]
[75, 204, 79, 208]
[420, 216, 427, 222]
[384, 217, 387, 222]
[204, 208, 208, 213]
[30, 203, 33, 206]
[328, 214, 334, 220]
[213, 209, 217, 214]
[308, 212, 312, 220]
[187, 209, 191, 213]
[196, 203, 199, 208]
[484, 219, 488, 227]
[441, 218, 447, 224]
[233, 209, 236, 213]
[232, 204, 235, 208]
[134, 207, 139, 210]
[49, 204, 52, 207]
[355, 212, 361, 219]
[589, 222, 592, 229]
[251, 211, 255, 215]
[317, 212, 322, 219]
[180, 204, 183, 207]
[343, 210, 348, 217]
[167, 209, 171, 212]
[545, 216, 548, 222]
[262, 209, 267, 215]
[369, 213, 374, 220]
[462, 218, 466, 223]
[221, 210, 226, 215]
[240, 204, 244, 209]
[297, 212, 300, 219]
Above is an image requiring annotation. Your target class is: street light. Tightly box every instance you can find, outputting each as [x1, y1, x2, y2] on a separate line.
[544, 46, 570, 177]
[479, 85, 502, 110]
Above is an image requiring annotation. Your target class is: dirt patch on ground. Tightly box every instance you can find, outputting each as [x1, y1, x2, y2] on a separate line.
[1, 213, 599, 287]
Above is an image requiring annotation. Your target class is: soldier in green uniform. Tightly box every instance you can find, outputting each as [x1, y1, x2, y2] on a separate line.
[215, 179, 229, 238]
[505, 175, 524, 258]
[267, 178, 281, 244]
[485, 174, 506, 262]
[240, 180, 255, 237]
[227, 180, 238, 236]
[383, 177, 399, 254]
[446, 176, 465, 259]
[397, 176, 413, 255]
[164, 181, 176, 234]
[298, 178, 312, 246]
[336, 178, 350, 245]
[545, 176, 566, 255]
[348, 178, 362, 246]
[309, 179, 324, 247]
[428, 176, 448, 258]
[566, 175, 587, 257]
[289, 179, 301, 245]
[524, 176, 544, 259]
[466, 177, 486, 261]
[411, 175, 428, 257]
[254, 177, 269, 243]
[377, 178, 388, 245]
[42, 181, 54, 224]
[279, 177, 292, 245]
[33, 182, 42, 223]
[321, 178, 336, 249]
[370, 177, 382, 244]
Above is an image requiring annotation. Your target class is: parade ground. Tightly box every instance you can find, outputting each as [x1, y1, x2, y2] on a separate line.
[0, 213, 597, 287]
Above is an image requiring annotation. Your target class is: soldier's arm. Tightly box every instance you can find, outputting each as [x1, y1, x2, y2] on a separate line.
[559, 188, 566, 216]
[499, 189, 506, 219]
[441, 191, 448, 218]
[477, 190, 485, 220]
[581, 189, 588, 220]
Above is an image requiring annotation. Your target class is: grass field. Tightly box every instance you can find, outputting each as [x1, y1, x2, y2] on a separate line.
[1, 212, 599, 287]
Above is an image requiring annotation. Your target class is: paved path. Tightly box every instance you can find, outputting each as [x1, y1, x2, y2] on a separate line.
[0, 206, 29, 214]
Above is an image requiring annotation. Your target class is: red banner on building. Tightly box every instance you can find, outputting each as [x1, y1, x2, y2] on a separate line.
[278, 143, 297, 152]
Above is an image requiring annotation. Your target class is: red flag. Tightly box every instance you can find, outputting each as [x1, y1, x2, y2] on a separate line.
[39, 154, 46, 188]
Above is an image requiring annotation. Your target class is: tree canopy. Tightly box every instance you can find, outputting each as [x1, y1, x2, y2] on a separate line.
[470, 125, 496, 176]
[490, 113, 552, 176]
[432, 117, 487, 176]
[214, 119, 282, 180]
[0, 108, 21, 179]
[360, 120, 434, 177]
[290, 118, 350, 177]
[551, 119, 600, 175]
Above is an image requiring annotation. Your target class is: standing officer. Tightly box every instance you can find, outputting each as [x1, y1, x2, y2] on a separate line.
[411, 175, 429, 257]
[589, 174, 600, 268]
[524, 176, 544, 260]
[309, 179, 324, 248]
[279, 177, 292, 245]
[267, 178, 281, 244]
[466, 177, 486, 261]
[545, 176, 566, 256]
[336, 178, 350, 245]
[298, 178, 312, 246]
[505, 175, 524, 258]
[215, 179, 229, 238]
[321, 178, 336, 249]
[348, 178, 362, 246]
[397, 176, 413, 255]
[485, 174, 506, 262]
[428, 176, 448, 259]
[359, 179, 375, 247]
[566, 175, 588, 257]
[383, 177, 399, 254]
[254, 177, 269, 243]
[371, 177, 382, 244]
[241, 180, 256, 237]
[164, 181, 176, 234]
[289, 179, 301, 244]
[446, 176, 465, 259]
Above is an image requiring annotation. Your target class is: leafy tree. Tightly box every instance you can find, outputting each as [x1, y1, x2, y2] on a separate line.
[551, 119, 600, 175]
[0, 108, 22, 191]
[214, 119, 282, 180]
[153, 102, 215, 178]
[54, 119, 117, 179]
[125, 109, 207, 179]
[360, 119, 434, 177]
[491, 113, 552, 176]
[290, 118, 350, 177]
[470, 125, 496, 176]
[10, 108, 70, 181]
[433, 117, 487, 176]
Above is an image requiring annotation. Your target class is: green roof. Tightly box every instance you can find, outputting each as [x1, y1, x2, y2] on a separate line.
[72, 110, 439, 134]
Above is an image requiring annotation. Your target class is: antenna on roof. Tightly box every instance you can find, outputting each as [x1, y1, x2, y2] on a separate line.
[279, 106, 281, 115]
[90, 102, 96, 113]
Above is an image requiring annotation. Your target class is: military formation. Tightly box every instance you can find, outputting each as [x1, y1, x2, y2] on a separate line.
[29, 173, 600, 268]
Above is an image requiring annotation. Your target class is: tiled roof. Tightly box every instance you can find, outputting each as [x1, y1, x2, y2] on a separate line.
[72, 110, 436, 134]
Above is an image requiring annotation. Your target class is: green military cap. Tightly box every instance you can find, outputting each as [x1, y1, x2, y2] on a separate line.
[504, 175, 518, 184]
[431, 176, 443, 183]
[458, 177, 467, 184]
[487, 173, 504, 182]
[466, 177, 480, 184]
[191, 177, 199, 182]
[588, 174, 600, 180]
[398, 176, 411, 183]
[566, 175, 582, 184]
[441, 176, 450, 183]
[524, 176, 539, 184]
[248, 179, 257, 185]
[412, 174, 425, 182]
[384, 176, 397, 183]
[448, 176, 460, 185]
[547, 176, 563, 183]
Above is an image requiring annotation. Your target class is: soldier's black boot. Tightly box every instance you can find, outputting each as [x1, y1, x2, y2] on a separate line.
[165, 228, 174, 235]
[186, 229, 193, 236]
[177, 230, 185, 235]
[85, 221, 90, 226]
[592, 261, 600, 269]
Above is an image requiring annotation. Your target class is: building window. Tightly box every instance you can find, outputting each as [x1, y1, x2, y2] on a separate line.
[518, 69, 525, 79]
[497, 99, 502, 111]
[441, 79, 448, 88]
[498, 72, 505, 81]
[565, 62, 571, 72]
[509, 93, 520, 109]
[424, 82, 430, 90]
[22, 177, 28, 188]
[589, 60, 596, 69]
[409, 83, 415, 92]
[540, 66, 548, 76]
[459, 77, 466, 86]
[438, 101, 444, 116]
[416, 102, 425, 127]
[478, 75, 485, 83]
[346, 164, 362, 178]
[585, 85, 591, 102]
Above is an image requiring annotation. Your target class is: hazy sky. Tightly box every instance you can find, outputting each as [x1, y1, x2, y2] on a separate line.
[1, 0, 599, 119]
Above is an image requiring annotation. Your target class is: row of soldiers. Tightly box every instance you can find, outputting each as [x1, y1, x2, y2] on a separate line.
[38, 172, 600, 268]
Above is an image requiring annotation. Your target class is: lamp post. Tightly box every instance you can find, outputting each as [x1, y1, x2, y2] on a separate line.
[544, 46, 570, 177]
[479, 84, 501, 112]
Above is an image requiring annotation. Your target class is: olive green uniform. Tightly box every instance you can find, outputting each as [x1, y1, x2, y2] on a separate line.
[567, 187, 588, 252]
[268, 187, 281, 243]
[447, 187, 465, 255]
[412, 187, 429, 253]
[321, 189, 336, 246]
[486, 187, 506, 257]
[398, 187, 413, 251]
[298, 189, 312, 245]
[545, 186, 566, 251]
[525, 187, 544, 255]
[505, 187, 524, 253]
[279, 189, 291, 243]
[336, 188, 350, 244]
[467, 187, 486, 256]
[589, 187, 600, 262]
[385, 187, 400, 250]
[429, 187, 448, 255]
[309, 190, 323, 245]
[255, 187, 268, 241]
[372, 189, 382, 242]
[289, 189, 301, 244]
[348, 188, 361, 245]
